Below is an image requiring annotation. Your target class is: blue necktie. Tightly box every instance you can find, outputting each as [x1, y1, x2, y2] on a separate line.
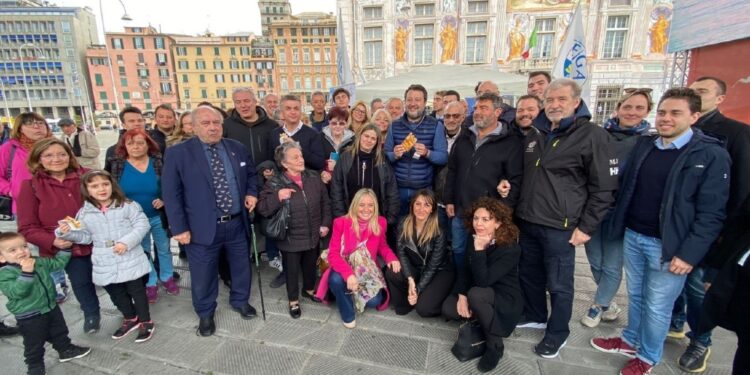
[208, 145, 232, 214]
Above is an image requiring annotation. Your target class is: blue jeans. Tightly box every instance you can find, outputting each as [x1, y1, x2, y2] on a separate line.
[328, 270, 384, 323]
[451, 216, 469, 268]
[622, 229, 688, 366]
[50, 269, 67, 287]
[397, 187, 417, 217]
[671, 267, 712, 346]
[140, 215, 173, 287]
[584, 216, 623, 307]
[65, 255, 100, 318]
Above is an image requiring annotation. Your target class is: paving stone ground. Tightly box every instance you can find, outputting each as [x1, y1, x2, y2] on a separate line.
[0, 132, 737, 374]
[0, 219, 737, 375]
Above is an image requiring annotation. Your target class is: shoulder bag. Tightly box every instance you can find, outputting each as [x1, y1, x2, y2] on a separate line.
[0, 145, 18, 220]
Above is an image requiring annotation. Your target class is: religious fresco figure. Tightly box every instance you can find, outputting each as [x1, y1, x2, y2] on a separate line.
[440, 17, 458, 62]
[507, 17, 526, 60]
[395, 22, 410, 63]
[649, 13, 670, 54]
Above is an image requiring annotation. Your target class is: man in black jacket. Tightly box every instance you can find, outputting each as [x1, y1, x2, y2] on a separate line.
[444, 93, 523, 267]
[512, 95, 542, 137]
[515, 79, 618, 358]
[149, 104, 176, 153]
[223, 87, 278, 176]
[104, 106, 147, 172]
[667, 76, 750, 372]
[267, 95, 325, 171]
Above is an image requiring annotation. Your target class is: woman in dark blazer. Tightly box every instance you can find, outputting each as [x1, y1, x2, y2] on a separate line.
[442, 197, 523, 373]
[257, 141, 332, 319]
[385, 189, 454, 317]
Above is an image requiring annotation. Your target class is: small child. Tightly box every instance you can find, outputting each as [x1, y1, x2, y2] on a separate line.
[56, 170, 155, 343]
[0, 232, 90, 375]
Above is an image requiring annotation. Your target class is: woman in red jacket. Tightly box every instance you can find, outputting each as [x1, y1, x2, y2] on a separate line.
[16, 138, 100, 334]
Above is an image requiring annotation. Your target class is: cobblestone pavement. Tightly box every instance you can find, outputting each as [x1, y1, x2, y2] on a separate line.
[0, 132, 737, 374]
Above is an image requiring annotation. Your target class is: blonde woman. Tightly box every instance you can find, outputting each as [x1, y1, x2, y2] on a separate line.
[371, 109, 392, 139]
[166, 111, 193, 147]
[315, 188, 400, 328]
[349, 100, 371, 134]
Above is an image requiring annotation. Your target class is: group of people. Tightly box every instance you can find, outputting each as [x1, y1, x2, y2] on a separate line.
[0, 70, 747, 375]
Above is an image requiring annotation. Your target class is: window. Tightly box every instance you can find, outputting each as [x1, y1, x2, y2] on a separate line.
[160, 82, 172, 94]
[137, 53, 145, 63]
[61, 21, 71, 33]
[143, 92, 150, 100]
[230, 47, 236, 56]
[201, 89, 207, 98]
[294, 78, 301, 90]
[304, 77, 312, 90]
[413, 24, 434, 65]
[290, 28, 297, 37]
[133, 37, 145, 49]
[231, 74, 240, 83]
[364, 27, 383, 66]
[326, 77, 333, 89]
[229, 60, 239, 69]
[120, 78, 127, 87]
[278, 49, 286, 64]
[313, 48, 321, 63]
[363, 6, 383, 20]
[303, 48, 310, 64]
[112, 38, 123, 49]
[176, 47, 187, 56]
[196, 60, 206, 69]
[156, 53, 167, 65]
[213, 61, 224, 69]
[122, 91, 130, 100]
[182, 74, 188, 83]
[154, 37, 165, 49]
[196, 47, 202, 56]
[178, 61, 189, 69]
[158, 69, 169, 78]
[214, 47, 220, 56]
[467, 1, 489, 13]
[316, 77, 322, 89]
[138, 69, 149, 78]
[609, 0, 631, 5]
[216, 89, 227, 98]
[183, 89, 190, 99]
[99, 91, 107, 100]
[603, 15, 629, 59]
[94, 74, 103, 86]
[281, 78, 288, 91]
[325, 48, 331, 63]
[242, 60, 252, 69]
[118, 67, 126, 76]
[594, 86, 622, 123]
[415, 3, 435, 16]
[214, 74, 225, 83]
[293, 49, 299, 64]
[276, 28, 284, 37]
[242, 73, 252, 82]
[199, 74, 206, 83]
[532, 18, 556, 59]
[465, 22, 487, 63]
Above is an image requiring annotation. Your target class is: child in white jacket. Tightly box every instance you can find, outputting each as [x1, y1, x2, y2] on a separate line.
[56, 170, 155, 343]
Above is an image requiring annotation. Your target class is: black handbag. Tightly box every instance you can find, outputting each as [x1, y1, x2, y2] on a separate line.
[262, 199, 290, 240]
[0, 145, 17, 221]
[451, 319, 486, 362]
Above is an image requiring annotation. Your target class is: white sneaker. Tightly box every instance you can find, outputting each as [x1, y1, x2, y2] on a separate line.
[268, 257, 283, 272]
[516, 321, 547, 329]
[601, 302, 621, 322]
[343, 320, 356, 329]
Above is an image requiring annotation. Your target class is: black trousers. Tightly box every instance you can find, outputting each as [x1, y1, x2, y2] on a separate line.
[103, 276, 151, 322]
[385, 267, 455, 317]
[17, 306, 72, 372]
[442, 287, 504, 350]
[518, 220, 575, 343]
[281, 249, 318, 301]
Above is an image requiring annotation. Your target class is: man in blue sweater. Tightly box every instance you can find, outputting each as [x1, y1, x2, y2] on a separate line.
[591, 88, 730, 375]
[385, 84, 448, 215]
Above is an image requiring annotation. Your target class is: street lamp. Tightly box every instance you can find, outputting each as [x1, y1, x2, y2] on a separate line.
[99, 0, 132, 116]
[17, 43, 46, 112]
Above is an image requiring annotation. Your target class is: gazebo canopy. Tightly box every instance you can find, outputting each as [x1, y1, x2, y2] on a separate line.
[354, 64, 529, 102]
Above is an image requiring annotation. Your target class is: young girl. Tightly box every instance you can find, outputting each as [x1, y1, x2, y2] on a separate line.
[56, 170, 155, 343]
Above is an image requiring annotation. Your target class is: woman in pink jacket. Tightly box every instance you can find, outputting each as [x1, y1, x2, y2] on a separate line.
[0, 113, 51, 215]
[316, 188, 401, 328]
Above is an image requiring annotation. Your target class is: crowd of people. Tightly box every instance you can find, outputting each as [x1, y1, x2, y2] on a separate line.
[0, 71, 747, 375]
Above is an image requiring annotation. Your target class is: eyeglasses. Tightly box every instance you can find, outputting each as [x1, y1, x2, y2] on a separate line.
[352, 108, 366, 115]
[329, 120, 347, 126]
[444, 114, 463, 119]
[624, 87, 653, 95]
[24, 121, 47, 128]
[41, 152, 69, 160]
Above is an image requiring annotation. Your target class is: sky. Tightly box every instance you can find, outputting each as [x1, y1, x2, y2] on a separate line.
[54, 0, 337, 40]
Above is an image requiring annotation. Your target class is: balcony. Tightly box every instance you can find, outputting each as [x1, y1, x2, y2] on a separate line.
[510, 58, 555, 73]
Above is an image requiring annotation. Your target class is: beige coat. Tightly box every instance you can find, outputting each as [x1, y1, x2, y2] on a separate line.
[61, 130, 100, 169]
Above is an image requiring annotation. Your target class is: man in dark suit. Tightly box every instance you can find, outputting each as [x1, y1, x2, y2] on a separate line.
[162, 105, 259, 337]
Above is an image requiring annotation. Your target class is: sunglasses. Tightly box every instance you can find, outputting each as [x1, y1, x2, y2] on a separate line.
[623, 87, 653, 95]
[444, 114, 463, 119]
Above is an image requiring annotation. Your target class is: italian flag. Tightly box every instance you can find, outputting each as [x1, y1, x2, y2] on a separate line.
[521, 27, 538, 60]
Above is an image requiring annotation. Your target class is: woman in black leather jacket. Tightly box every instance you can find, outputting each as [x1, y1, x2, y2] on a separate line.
[385, 189, 454, 317]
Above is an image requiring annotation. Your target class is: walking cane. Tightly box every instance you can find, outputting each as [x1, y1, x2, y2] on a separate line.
[249, 212, 267, 320]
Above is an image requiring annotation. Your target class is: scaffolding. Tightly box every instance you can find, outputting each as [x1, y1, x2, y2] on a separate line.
[665, 50, 691, 89]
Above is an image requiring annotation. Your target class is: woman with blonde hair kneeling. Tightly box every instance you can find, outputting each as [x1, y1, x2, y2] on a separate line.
[442, 197, 523, 372]
[315, 188, 400, 328]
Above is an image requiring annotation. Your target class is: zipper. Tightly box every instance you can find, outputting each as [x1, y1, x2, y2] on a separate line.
[33, 269, 53, 308]
[301, 189, 313, 247]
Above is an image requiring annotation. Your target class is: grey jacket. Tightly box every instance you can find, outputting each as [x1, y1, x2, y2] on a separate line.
[57, 200, 151, 286]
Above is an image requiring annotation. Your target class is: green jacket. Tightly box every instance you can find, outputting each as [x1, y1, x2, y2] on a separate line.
[0, 250, 71, 319]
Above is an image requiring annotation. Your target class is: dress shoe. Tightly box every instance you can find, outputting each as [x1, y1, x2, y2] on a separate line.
[232, 304, 257, 320]
[302, 290, 322, 303]
[197, 316, 216, 337]
[289, 303, 301, 319]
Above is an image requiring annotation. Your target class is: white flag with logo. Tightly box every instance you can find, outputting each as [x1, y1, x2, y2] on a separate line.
[336, 11, 354, 85]
[552, 4, 590, 101]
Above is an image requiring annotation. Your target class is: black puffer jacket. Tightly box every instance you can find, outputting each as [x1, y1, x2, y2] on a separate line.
[330, 151, 399, 225]
[396, 219, 452, 294]
[223, 107, 278, 167]
[257, 170, 332, 252]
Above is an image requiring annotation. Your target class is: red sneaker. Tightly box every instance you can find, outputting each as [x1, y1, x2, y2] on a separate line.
[162, 277, 180, 295]
[620, 358, 653, 375]
[146, 285, 158, 304]
[590, 337, 636, 358]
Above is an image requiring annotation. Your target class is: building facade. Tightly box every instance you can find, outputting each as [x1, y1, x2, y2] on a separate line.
[258, 0, 292, 37]
[0, 3, 98, 123]
[271, 12, 339, 106]
[339, 0, 673, 124]
[85, 26, 177, 116]
[172, 32, 277, 110]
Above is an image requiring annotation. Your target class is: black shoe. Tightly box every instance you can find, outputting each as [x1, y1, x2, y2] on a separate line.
[679, 341, 711, 372]
[0, 321, 19, 337]
[197, 316, 216, 337]
[534, 337, 567, 359]
[58, 344, 91, 362]
[27, 366, 46, 375]
[135, 321, 155, 343]
[172, 271, 181, 281]
[269, 271, 286, 288]
[232, 304, 257, 320]
[289, 303, 301, 319]
[478, 345, 504, 372]
[302, 291, 322, 303]
[111, 318, 139, 340]
[83, 315, 100, 334]
[394, 306, 412, 315]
